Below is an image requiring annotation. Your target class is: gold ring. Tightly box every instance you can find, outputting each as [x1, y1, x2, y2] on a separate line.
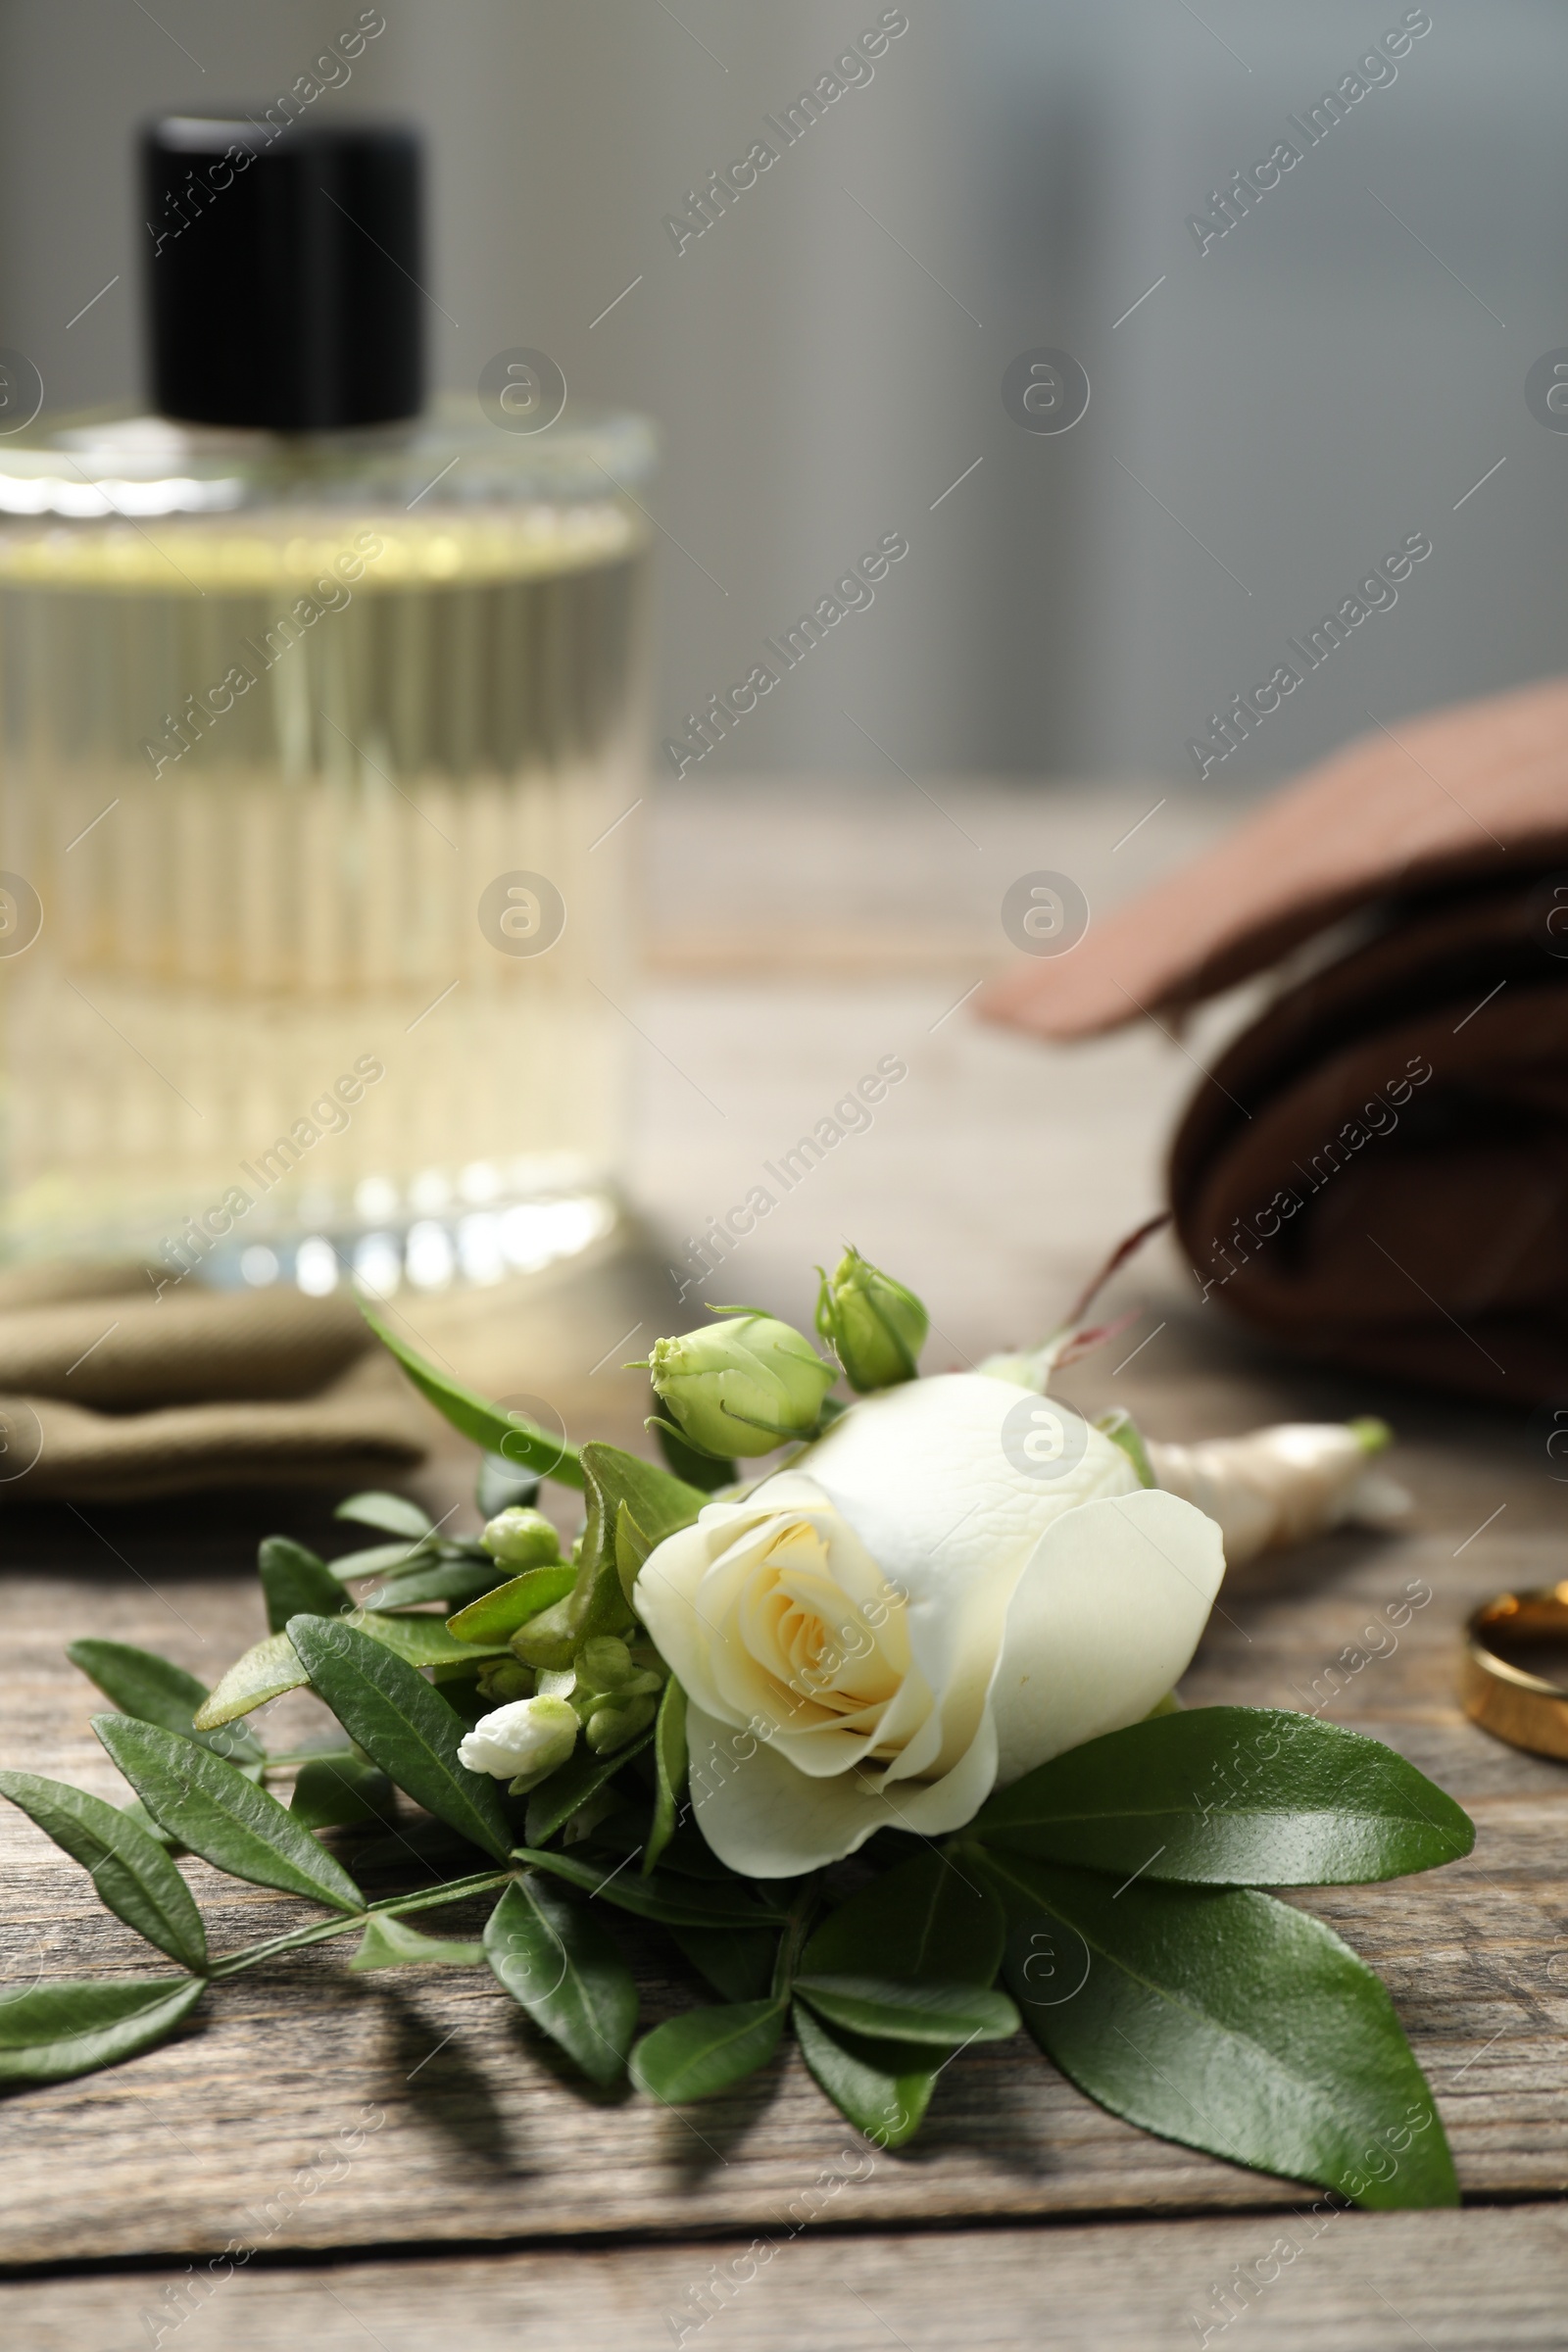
[1462, 1586, 1568, 1759]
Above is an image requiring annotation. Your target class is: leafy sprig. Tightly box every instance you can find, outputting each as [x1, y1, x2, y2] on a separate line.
[0, 1330, 1475, 2212]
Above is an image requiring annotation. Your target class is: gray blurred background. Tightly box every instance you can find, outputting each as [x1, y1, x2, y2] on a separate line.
[0, 0, 1561, 787]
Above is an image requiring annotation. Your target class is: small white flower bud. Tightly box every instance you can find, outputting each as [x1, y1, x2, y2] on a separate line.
[457, 1694, 577, 1785]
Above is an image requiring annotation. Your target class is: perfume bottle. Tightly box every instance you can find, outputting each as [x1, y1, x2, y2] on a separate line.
[0, 115, 653, 1298]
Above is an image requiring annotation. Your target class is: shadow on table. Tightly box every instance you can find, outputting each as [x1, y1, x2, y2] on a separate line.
[650, 2064, 785, 2189]
[386, 1989, 525, 2175]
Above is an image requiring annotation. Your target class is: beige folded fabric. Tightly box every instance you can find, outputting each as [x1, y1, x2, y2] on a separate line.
[0, 1267, 431, 1502]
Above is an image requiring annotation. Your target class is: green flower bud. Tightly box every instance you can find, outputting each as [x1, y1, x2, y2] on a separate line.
[541, 1641, 665, 1723]
[644, 1310, 836, 1459]
[575, 1670, 662, 1717]
[572, 1636, 640, 1698]
[814, 1246, 928, 1393]
[480, 1506, 562, 1569]
[582, 1692, 659, 1753]
[476, 1658, 536, 1704]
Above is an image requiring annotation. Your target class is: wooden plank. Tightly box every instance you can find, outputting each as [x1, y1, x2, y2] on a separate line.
[7, 2207, 1567, 2351]
[2, 1392, 1566, 2265]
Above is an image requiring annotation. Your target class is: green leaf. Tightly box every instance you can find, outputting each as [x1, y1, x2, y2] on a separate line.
[334, 1491, 434, 1539]
[972, 1707, 1477, 1887]
[645, 1678, 689, 1874]
[477, 1451, 541, 1518]
[792, 1999, 935, 2150]
[504, 1445, 691, 1685]
[513, 1843, 787, 1930]
[351, 1912, 484, 1970]
[614, 1499, 653, 1595]
[485, 1876, 637, 2085]
[803, 1848, 1005, 1985]
[794, 1848, 1005, 2137]
[67, 1637, 206, 1727]
[454, 1445, 693, 1703]
[68, 1639, 263, 1768]
[92, 1717, 363, 1914]
[328, 1540, 433, 1585]
[0, 1771, 207, 1972]
[522, 1726, 656, 1846]
[669, 1926, 779, 2004]
[573, 1551, 638, 1651]
[357, 1299, 584, 1489]
[446, 1563, 576, 1646]
[191, 1630, 307, 1730]
[289, 1755, 395, 1833]
[653, 1406, 735, 1492]
[120, 1795, 179, 1851]
[360, 1555, 505, 1612]
[983, 1850, 1457, 2209]
[285, 1615, 512, 1863]
[346, 1609, 507, 1668]
[0, 1977, 205, 2084]
[630, 1998, 783, 2101]
[793, 1975, 1019, 2047]
[579, 1442, 708, 1598]
[191, 1605, 506, 1737]
[258, 1537, 347, 1635]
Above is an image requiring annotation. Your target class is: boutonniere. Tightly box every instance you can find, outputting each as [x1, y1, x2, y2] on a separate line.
[2, 1235, 1468, 2208]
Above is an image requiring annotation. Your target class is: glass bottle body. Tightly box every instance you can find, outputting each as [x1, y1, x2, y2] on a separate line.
[0, 403, 653, 1297]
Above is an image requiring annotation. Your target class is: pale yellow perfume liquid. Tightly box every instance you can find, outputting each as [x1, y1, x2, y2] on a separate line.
[0, 503, 647, 1295]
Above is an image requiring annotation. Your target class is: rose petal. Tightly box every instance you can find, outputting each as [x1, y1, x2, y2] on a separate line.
[798, 1374, 1138, 1606]
[633, 1517, 730, 1717]
[798, 1374, 1138, 1770]
[686, 1701, 1000, 1878]
[988, 1486, 1225, 1786]
[638, 1485, 912, 1772]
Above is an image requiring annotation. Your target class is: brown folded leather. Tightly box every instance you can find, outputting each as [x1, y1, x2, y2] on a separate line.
[980, 677, 1568, 1402]
[0, 1272, 432, 1502]
[1169, 878, 1568, 1399]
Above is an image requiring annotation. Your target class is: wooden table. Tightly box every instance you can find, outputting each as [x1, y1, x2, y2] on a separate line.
[4, 783, 1566, 2348]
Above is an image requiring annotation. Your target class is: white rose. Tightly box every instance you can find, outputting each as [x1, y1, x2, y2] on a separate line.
[634, 1373, 1224, 1877]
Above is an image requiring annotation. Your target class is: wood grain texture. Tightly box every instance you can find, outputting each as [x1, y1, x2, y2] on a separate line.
[6, 2208, 1566, 2351]
[2, 1387, 1565, 2266]
[2, 783, 1566, 2303]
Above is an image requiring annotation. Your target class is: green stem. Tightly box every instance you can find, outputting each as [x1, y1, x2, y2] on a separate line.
[1096, 1407, 1157, 1491]
[256, 1746, 360, 1779]
[208, 1868, 514, 1980]
[771, 1877, 822, 2004]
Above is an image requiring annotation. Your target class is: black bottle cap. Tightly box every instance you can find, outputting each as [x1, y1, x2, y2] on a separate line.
[141, 113, 425, 432]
